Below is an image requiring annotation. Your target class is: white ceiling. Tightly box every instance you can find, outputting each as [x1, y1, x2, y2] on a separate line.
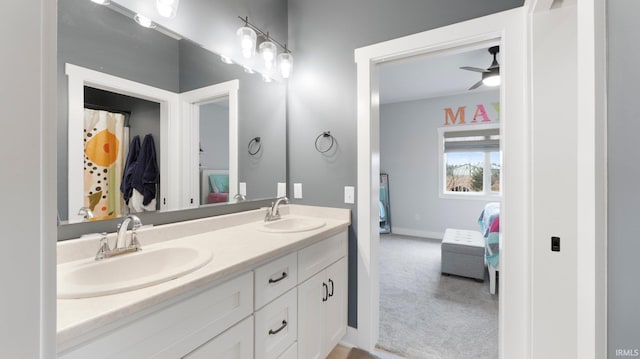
[379, 47, 500, 104]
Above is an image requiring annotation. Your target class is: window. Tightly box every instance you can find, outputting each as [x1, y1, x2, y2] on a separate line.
[439, 125, 501, 198]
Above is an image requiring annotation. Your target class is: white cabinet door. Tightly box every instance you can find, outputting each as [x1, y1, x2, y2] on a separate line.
[297, 271, 326, 359]
[323, 257, 348, 357]
[183, 316, 253, 359]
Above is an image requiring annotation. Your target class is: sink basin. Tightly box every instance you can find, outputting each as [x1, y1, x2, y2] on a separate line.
[258, 217, 326, 233]
[58, 245, 213, 299]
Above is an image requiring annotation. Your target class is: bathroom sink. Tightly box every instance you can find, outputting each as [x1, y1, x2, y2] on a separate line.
[58, 245, 213, 299]
[258, 217, 326, 233]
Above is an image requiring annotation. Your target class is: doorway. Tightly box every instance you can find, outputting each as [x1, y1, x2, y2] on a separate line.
[375, 45, 502, 357]
[354, 8, 529, 358]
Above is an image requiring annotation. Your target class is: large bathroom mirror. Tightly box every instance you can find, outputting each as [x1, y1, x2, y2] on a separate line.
[58, 0, 287, 234]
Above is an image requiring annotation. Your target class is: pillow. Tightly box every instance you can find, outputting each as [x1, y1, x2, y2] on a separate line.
[208, 175, 220, 193]
[211, 174, 229, 193]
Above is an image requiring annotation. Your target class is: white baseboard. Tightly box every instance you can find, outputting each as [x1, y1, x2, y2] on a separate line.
[390, 227, 444, 240]
[339, 326, 358, 348]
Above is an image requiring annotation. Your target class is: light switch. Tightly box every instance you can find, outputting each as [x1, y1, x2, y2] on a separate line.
[277, 182, 287, 198]
[294, 183, 303, 199]
[344, 186, 355, 204]
[239, 182, 247, 196]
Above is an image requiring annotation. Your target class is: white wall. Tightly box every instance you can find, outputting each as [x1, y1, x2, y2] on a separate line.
[380, 91, 500, 238]
[530, 4, 578, 358]
[0, 1, 57, 357]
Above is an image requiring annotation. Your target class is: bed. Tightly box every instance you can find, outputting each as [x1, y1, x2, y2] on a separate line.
[478, 202, 500, 294]
[200, 169, 229, 205]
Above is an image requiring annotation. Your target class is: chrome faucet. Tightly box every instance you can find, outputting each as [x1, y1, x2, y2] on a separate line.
[95, 215, 143, 260]
[116, 214, 142, 249]
[233, 193, 247, 201]
[265, 196, 288, 222]
[78, 206, 95, 220]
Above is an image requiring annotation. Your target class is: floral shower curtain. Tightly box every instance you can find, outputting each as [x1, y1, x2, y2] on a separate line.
[83, 109, 126, 220]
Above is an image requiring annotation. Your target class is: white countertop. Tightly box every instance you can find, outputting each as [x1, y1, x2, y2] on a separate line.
[56, 204, 350, 351]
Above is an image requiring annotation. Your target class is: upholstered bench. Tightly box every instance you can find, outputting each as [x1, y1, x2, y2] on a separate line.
[441, 228, 485, 280]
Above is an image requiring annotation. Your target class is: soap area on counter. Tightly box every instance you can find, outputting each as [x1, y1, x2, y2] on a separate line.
[56, 204, 350, 359]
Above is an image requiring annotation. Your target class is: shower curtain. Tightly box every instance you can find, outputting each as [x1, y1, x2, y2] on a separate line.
[83, 109, 126, 220]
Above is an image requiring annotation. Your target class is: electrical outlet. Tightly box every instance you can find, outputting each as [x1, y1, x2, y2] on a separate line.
[239, 182, 247, 196]
[294, 183, 303, 199]
[277, 182, 287, 198]
[344, 186, 355, 204]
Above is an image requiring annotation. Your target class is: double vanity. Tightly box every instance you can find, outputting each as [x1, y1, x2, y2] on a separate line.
[56, 204, 350, 359]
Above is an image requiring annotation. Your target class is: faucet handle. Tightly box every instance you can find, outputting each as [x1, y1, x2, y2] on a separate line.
[95, 233, 111, 260]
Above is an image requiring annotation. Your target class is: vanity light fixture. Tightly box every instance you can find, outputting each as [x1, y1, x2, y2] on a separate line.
[237, 16, 293, 78]
[134, 14, 155, 28]
[155, 0, 179, 18]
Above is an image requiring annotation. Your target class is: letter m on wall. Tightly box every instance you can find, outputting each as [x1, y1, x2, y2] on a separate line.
[444, 106, 466, 125]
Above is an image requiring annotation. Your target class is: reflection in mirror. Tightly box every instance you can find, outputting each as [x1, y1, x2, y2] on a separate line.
[57, 0, 287, 234]
[199, 98, 230, 206]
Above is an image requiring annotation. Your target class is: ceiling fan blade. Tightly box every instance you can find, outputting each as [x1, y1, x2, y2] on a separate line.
[460, 66, 489, 73]
[468, 80, 484, 90]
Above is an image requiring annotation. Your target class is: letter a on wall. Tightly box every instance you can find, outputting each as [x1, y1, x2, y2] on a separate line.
[471, 104, 491, 123]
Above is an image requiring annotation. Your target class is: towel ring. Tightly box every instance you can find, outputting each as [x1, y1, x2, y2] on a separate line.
[248, 137, 261, 156]
[315, 131, 335, 153]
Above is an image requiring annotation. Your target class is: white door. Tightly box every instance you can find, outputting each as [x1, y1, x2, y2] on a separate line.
[297, 272, 326, 359]
[323, 257, 348, 357]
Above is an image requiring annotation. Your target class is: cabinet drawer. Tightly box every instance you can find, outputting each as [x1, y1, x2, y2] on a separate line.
[277, 342, 297, 359]
[298, 231, 347, 283]
[255, 289, 298, 359]
[254, 252, 298, 310]
[183, 316, 253, 359]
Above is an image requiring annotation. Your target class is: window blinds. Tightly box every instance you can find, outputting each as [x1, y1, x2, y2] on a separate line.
[443, 128, 500, 153]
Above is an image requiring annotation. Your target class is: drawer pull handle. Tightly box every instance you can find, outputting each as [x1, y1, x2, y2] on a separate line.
[328, 279, 335, 297]
[322, 282, 329, 302]
[269, 320, 288, 335]
[268, 272, 288, 284]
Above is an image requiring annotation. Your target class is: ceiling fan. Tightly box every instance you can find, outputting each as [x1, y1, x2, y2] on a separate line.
[460, 46, 500, 90]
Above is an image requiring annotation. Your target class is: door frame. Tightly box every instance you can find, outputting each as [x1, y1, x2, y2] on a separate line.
[354, 7, 530, 358]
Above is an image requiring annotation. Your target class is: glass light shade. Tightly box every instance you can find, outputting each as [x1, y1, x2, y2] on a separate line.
[278, 52, 293, 79]
[156, 0, 179, 18]
[259, 41, 277, 69]
[236, 27, 257, 59]
[91, 0, 110, 5]
[134, 14, 155, 28]
[482, 74, 500, 87]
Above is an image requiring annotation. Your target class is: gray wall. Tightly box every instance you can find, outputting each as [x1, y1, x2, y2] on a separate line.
[380, 91, 500, 237]
[287, 0, 523, 328]
[607, 0, 640, 355]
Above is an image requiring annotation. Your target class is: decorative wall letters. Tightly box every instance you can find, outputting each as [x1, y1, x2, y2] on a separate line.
[444, 102, 499, 126]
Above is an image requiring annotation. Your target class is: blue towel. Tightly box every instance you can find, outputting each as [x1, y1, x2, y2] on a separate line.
[120, 135, 140, 204]
[131, 134, 159, 206]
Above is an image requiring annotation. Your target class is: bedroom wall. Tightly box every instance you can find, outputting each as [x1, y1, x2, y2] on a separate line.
[380, 90, 500, 238]
[607, 0, 640, 356]
[287, 0, 524, 328]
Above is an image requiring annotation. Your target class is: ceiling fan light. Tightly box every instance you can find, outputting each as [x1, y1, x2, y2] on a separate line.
[482, 74, 500, 87]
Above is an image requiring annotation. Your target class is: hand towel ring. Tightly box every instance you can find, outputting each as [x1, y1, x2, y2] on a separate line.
[248, 137, 261, 156]
[315, 131, 335, 153]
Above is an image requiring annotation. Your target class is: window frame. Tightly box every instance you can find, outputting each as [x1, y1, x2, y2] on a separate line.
[438, 123, 501, 200]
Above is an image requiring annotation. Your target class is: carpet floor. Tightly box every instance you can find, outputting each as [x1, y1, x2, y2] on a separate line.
[377, 234, 498, 359]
